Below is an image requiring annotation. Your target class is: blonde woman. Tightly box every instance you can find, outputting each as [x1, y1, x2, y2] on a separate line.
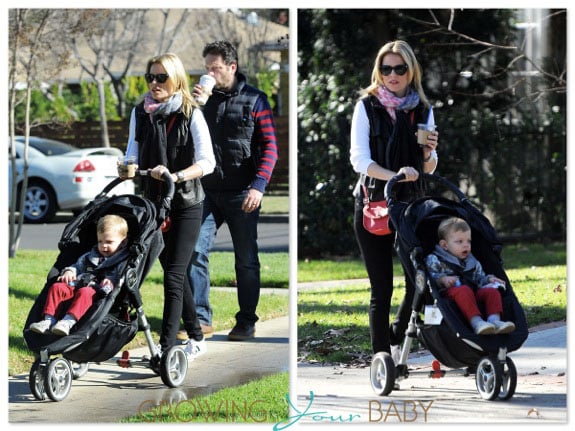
[349, 40, 439, 359]
[120, 52, 215, 360]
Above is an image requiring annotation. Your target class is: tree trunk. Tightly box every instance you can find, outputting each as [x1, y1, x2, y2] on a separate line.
[97, 78, 110, 147]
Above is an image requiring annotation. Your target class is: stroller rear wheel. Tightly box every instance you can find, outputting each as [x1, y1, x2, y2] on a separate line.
[29, 359, 47, 401]
[45, 358, 73, 402]
[370, 352, 396, 396]
[160, 346, 188, 388]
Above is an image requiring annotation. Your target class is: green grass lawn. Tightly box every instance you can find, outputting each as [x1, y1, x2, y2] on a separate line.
[298, 242, 566, 364]
[298, 242, 566, 282]
[260, 193, 289, 214]
[122, 372, 289, 424]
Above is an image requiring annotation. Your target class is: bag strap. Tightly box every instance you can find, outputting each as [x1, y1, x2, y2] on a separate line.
[361, 184, 369, 205]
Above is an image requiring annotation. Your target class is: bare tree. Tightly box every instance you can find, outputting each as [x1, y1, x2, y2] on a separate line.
[8, 9, 73, 257]
[68, 9, 196, 124]
[156, 9, 192, 54]
[66, 10, 148, 146]
[186, 9, 286, 77]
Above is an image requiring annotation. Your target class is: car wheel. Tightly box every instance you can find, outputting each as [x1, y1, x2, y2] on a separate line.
[23, 180, 57, 223]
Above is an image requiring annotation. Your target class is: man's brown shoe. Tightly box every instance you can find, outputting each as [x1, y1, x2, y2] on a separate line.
[201, 324, 214, 339]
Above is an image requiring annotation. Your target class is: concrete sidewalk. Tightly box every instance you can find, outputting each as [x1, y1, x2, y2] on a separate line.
[296, 323, 567, 424]
[9, 315, 289, 423]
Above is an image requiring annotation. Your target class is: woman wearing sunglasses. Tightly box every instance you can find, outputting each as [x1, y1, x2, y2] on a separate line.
[349, 40, 439, 361]
[120, 52, 215, 361]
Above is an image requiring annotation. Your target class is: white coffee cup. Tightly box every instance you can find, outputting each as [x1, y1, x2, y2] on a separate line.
[196, 75, 216, 105]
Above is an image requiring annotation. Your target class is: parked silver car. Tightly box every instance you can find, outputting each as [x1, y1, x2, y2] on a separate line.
[8, 136, 135, 223]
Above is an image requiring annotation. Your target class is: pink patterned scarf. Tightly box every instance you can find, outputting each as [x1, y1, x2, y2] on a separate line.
[143, 92, 183, 120]
[376, 86, 420, 121]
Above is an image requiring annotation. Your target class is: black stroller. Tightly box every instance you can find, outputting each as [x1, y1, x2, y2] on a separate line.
[370, 173, 528, 401]
[23, 171, 189, 402]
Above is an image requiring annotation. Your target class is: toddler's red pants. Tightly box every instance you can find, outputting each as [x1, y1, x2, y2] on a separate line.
[43, 282, 96, 321]
[445, 284, 503, 322]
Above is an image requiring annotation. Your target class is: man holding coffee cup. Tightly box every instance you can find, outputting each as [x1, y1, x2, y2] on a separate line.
[196, 74, 216, 105]
[184, 40, 278, 342]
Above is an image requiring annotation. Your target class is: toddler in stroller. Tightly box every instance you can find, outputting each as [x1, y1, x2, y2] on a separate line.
[29, 214, 129, 337]
[425, 217, 515, 336]
[23, 172, 191, 402]
[370, 173, 528, 401]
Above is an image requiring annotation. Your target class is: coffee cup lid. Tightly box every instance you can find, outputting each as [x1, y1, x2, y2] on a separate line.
[418, 123, 436, 131]
[426, 106, 435, 128]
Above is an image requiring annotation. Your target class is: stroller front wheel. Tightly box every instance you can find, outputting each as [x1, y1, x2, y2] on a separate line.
[29, 359, 47, 401]
[497, 357, 517, 400]
[71, 362, 89, 379]
[370, 352, 396, 396]
[45, 358, 73, 402]
[475, 356, 502, 400]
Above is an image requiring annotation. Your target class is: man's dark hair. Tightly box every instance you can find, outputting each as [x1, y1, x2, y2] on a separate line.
[203, 40, 239, 69]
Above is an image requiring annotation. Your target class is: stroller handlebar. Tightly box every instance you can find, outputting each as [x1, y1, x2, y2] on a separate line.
[137, 169, 175, 211]
[100, 170, 175, 211]
[385, 173, 468, 203]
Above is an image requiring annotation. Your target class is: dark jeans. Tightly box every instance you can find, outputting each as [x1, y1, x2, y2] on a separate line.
[159, 203, 203, 349]
[354, 197, 414, 354]
[189, 189, 260, 326]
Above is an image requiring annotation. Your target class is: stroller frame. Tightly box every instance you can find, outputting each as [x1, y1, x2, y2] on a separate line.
[369, 174, 528, 401]
[25, 171, 190, 402]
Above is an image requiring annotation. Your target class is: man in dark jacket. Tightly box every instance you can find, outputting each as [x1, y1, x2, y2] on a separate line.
[185, 40, 278, 340]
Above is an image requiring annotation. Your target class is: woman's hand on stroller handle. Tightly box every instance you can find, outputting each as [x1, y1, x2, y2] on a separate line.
[398, 167, 419, 182]
[384, 172, 406, 201]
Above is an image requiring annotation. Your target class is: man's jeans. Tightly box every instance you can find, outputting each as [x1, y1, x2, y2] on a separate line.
[189, 189, 261, 326]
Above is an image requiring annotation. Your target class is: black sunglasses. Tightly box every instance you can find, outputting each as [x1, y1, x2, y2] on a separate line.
[379, 64, 408, 76]
[144, 73, 169, 84]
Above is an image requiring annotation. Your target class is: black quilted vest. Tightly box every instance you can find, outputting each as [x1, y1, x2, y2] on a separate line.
[134, 103, 204, 209]
[362, 95, 428, 202]
[200, 73, 262, 191]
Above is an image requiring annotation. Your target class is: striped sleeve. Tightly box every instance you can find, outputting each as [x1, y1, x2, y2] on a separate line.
[251, 95, 278, 193]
